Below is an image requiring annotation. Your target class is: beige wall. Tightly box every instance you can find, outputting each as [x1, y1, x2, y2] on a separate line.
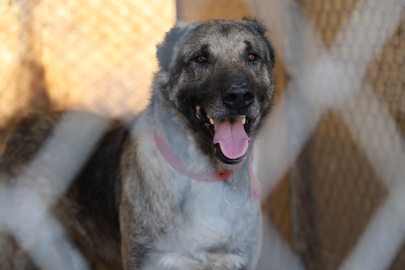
[0, 0, 176, 127]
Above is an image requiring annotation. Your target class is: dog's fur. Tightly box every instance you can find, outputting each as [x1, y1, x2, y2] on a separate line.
[0, 18, 275, 270]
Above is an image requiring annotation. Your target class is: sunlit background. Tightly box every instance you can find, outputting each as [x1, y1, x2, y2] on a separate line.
[1, 0, 405, 269]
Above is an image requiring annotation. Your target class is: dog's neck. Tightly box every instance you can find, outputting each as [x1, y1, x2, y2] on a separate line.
[153, 128, 261, 202]
[149, 95, 261, 202]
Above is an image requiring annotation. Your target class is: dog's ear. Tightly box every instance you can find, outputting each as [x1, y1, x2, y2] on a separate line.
[156, 22, 188, 71]
[242, 17, 275, 68]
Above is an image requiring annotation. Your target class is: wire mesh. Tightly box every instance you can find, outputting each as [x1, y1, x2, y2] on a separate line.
[0, 0, 175, 128]
[288, 1, 405, 269]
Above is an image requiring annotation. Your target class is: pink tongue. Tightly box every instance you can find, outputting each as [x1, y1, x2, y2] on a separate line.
[213, 116, 250, 159]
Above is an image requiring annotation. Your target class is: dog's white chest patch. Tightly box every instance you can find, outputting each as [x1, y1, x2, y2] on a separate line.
[158, 252, 246, 270]
[142, 182, 261, 270]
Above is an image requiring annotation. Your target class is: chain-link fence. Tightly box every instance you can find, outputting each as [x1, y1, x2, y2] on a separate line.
[289, 1, 405, 269]
[0, 0, 175, 129]
[1, 0, 405, 269]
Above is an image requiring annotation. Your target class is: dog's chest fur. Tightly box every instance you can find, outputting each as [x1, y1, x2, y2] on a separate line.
[118, 108, 262, 269]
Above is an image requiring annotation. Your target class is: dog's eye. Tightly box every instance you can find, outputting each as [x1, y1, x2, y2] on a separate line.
[248, 54, 257, 61]
[196, 55, 207, 62]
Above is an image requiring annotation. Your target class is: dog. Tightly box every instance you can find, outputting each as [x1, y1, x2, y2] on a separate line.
[0, 18, 275, 270]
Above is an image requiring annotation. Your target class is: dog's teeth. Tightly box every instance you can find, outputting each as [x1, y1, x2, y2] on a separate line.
[242, 116, 246, 124]
[207, 115, 214, 125]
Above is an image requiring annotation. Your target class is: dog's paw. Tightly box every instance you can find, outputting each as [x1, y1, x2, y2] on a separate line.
[157, 252, 246, 270]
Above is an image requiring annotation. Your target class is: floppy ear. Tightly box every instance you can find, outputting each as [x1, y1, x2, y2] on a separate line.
[156, 22, 189, 71]
[242, 17, 275, 68]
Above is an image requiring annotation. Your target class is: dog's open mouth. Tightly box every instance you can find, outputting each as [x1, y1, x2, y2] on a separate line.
[196, 106, 252, 164]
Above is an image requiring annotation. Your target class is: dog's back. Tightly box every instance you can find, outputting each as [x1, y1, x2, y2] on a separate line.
[0, 111, 127, 270]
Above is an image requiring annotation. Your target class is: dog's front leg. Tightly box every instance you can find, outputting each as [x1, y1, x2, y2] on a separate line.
[120, 193, 153, 270]
[129, 251, 252, 270]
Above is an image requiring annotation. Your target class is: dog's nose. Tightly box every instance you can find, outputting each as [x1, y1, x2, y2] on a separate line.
[223, 87, 254, 110]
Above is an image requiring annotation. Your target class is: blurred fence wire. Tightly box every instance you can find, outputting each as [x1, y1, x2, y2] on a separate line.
[0, 0, 405, 269]
[254, 0, 405, 269]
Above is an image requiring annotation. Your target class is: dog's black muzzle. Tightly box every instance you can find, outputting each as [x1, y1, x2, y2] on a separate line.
[222, 87, 255, 111]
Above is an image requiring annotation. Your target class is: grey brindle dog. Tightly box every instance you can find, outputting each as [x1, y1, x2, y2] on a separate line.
[0, 18, 275, 270]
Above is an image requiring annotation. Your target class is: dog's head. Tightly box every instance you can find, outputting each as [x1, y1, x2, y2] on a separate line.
[155, 18, 275, 165]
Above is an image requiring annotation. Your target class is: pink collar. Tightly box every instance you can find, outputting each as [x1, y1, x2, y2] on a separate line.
[153, 130, 261, 202]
